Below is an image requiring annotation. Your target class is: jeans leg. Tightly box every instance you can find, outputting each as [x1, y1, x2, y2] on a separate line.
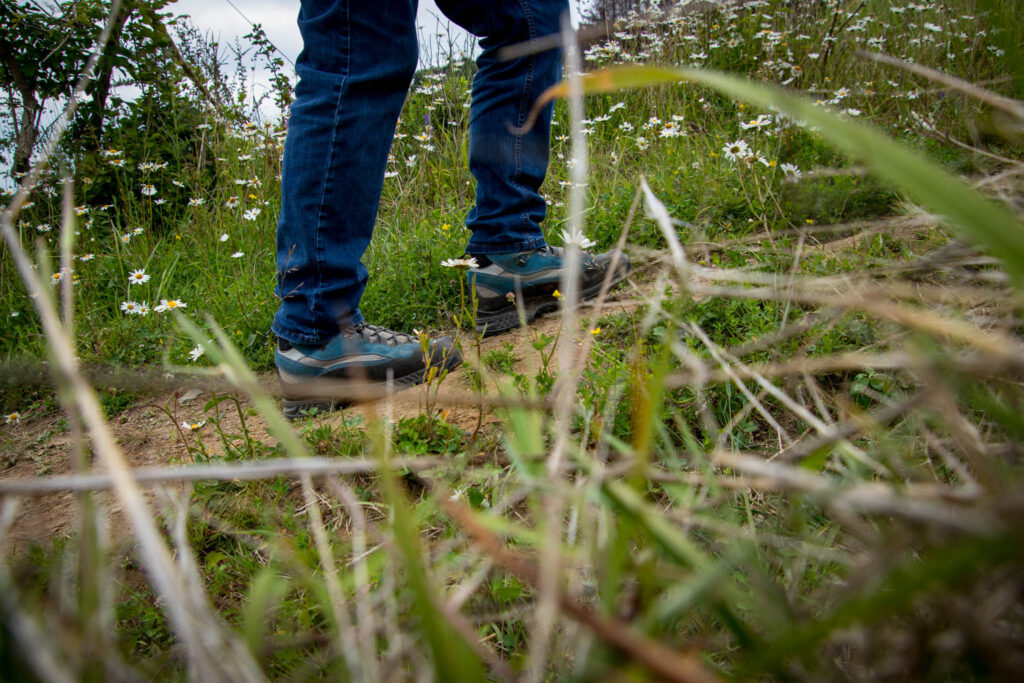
[436, 0, 569, 255]
[273, 0, 419, 345]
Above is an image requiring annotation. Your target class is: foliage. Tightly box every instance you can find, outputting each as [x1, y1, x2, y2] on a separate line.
[2, 0, 1024, 680]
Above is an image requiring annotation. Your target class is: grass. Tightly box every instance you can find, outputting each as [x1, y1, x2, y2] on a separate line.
[2, 0, 1024, 680]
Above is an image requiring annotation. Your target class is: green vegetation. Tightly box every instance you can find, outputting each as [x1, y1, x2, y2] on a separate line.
[2, 0, 1024, 680]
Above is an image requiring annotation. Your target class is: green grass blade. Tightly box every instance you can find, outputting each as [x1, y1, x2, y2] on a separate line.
[536, 64, 1024, 285]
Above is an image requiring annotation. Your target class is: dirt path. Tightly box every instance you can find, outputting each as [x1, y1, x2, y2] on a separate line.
[0, 283, 649, 553]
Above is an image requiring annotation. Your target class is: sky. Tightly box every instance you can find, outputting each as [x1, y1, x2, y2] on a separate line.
[169, 0, 584, 118]
[166, 0, 470, 119]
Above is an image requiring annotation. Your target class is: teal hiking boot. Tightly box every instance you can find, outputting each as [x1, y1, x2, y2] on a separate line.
[275, 323, 462, 419]
[469, 245, 630, 336]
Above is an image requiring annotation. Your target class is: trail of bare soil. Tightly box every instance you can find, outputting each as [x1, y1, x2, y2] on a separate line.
[0, 283, 648, 553]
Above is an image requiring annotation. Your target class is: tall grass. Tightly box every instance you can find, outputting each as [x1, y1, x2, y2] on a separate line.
[2, 0, 1024, 680]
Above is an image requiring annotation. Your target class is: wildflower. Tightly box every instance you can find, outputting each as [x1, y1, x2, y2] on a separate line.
[74, 205, 89, 216]
[224, 196, 239, 209]
[722, 139, 751, 161]
[242, 208, 261, 221]
[739, 114, 773, 130]
[172, 180, 185, 188]
[10, 311, 19, 317]
[561, 227, 597, 250]
[141, 184, 157, 196]
[154, 299, 186, 312]
[231, 251, 245, 258]
[219, 233, 229, 242]
[636, 136, 649, 150]
[780, 163, 802, 177]
[136, 302, 150, 316]
[552, 289, 562, 299]
[36, 223, 51, 233]
[181, 419, 206, 431]
[132, 227, 144, 235]
[101, 148, 122, 158]
[923, 22, 942, 32]
[5, 412, 20, 425]
[108, 158, 125, 168]
[440, 257, 479, 269]
[120, 233, 132, 244]
[590, 327, 601, 336]
[188, 197, 205, 207]
[844, 108, 861, 116]
[189, 345, 204, 361]
[120, 300, 140, 314]
[51, 272, 63, 285]
[128, 269, 150, 285]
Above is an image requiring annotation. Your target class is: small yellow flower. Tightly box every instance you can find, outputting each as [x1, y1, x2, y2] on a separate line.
[805, 218, 814, 224]
[590, 327, 601, 336]
[552, 289, 562, 299]
[441, 223, 450, 231]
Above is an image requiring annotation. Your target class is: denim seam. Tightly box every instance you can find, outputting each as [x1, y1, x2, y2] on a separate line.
[514, 0, 537, 234]
[311, 1, 351, 325]
[466, 235, 546, 255]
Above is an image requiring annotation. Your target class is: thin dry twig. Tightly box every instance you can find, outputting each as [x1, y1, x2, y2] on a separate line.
[0, 456, 447, 495]
[859, 50, 1024, 122]
[438, 491, 721, 683]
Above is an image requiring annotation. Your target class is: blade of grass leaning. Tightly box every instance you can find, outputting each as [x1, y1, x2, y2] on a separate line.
[737, 529, 1022, 677]
[523, 65, 1024, 286]
[373, 427, 488, 682]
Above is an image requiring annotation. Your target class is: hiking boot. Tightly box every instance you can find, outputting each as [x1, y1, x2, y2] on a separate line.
[275, 323, 462, 419]
[469, 245, 630, 336]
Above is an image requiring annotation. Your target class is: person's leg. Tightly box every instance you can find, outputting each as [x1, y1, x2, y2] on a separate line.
[273, 0, 419, 346]
[272, 0, 462, 418]
[435, 0, 566, 254]
[437, 1, 631, 336]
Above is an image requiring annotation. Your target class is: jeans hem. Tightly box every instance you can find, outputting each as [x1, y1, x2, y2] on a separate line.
[272, 309, 364, 347]
[466, 235, 547, 255]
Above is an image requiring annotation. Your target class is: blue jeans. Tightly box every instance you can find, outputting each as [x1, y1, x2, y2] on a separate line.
[273, 0, 568, 345]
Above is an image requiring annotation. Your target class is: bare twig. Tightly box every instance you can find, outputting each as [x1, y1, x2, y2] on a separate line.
[0, 456, 447, 495]
[859, 50, 1024, 122]
[439, 492, 721, 683]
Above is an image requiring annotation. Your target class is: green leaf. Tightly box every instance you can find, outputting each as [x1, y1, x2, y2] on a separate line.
[533, 65, 1024, 285]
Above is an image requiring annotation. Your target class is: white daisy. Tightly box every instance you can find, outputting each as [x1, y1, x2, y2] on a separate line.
[722, 139, 751, 161]
[128, 269, 150, 285]
[154, 299, 186, 312]
[440, 257, 480, 269]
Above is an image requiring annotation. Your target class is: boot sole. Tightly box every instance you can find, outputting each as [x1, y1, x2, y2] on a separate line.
[279, 350, 462, 420]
